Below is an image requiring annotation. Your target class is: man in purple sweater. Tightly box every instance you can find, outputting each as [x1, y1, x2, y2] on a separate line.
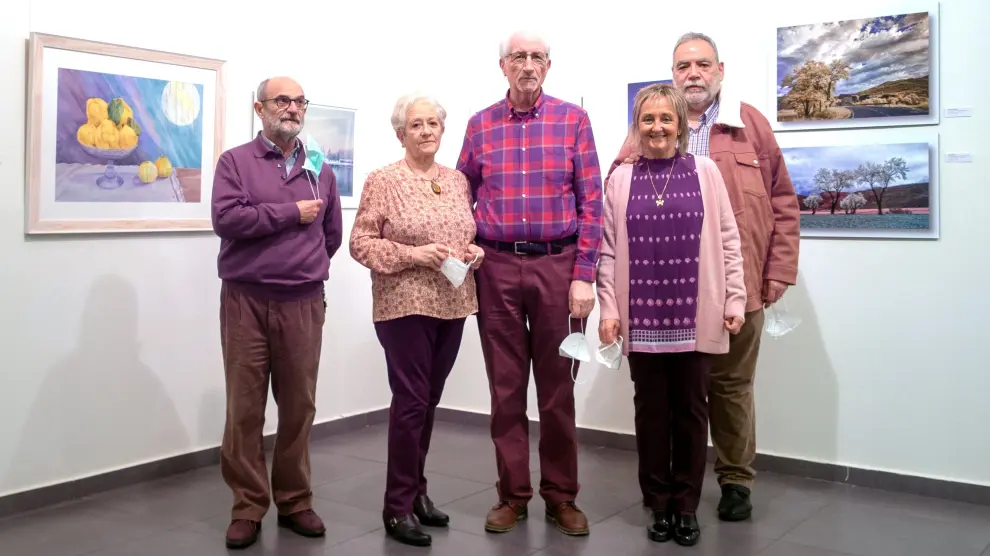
[211, 76, 343, 549]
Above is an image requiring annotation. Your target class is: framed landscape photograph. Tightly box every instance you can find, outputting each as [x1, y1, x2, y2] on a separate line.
[252, 102, 358, 209]
[627, 79, 672, 126]
[777, 129, 939, 239]
[772, 6, 939, 131]
[25, 33, 226, 234]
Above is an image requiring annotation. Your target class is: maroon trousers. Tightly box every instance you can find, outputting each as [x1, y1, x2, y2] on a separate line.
[375, 314, 466, 518]
[219, 283, 325, 521]
[475, 244, 581, 505]
[628, 351, 711, 514]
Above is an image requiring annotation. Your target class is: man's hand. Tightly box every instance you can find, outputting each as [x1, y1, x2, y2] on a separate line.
[599, 319, 620, 345]
[569, 280, 595, 319]
[724, 315, 744, 335]
[297, 199, 323, 224]
[464, 244, 485, 269]
[763, 279, 789, 308]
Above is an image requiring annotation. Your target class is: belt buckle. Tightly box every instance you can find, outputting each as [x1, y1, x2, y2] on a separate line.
[513, 241, 526, 255]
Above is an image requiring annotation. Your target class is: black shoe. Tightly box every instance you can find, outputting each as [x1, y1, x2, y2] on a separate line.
[413, 495, 450, 527]
[717, 484, 753, 522]
[384, 514, 432, 547]
[673, 513, 701, 546]
[646, 510, 673, 543]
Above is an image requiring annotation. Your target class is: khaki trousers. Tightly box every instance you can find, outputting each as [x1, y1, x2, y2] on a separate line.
[709, 308, 763, 488]
[219, 283, 325, 521]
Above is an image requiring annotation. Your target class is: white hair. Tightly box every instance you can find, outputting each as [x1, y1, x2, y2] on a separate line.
[256, 78, 270, 101]
[390, 93, 448, 132]
[499, 29, 551, 58]
[674, 32, 720, 62]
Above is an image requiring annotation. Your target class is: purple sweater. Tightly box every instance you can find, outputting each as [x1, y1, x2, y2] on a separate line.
[211, 133, 343, 301]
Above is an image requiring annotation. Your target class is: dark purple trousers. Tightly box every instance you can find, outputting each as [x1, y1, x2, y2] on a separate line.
[475, 244, 582, 505]
[374, 314, 466, 518]
[628, 351, 711, 514]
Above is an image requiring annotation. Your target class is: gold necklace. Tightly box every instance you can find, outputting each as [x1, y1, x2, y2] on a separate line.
[404, 160, 442, 195]
[645, 157, 676, 207]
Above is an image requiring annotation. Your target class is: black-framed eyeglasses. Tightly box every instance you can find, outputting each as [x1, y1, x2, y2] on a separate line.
[261, 95, 310, 110]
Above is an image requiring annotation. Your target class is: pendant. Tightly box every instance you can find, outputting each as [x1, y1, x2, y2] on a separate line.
[430, 180, 442, 195]
[656, 198, 664, 207]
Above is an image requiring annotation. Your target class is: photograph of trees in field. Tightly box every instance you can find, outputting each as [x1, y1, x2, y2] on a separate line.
[781, 142, 933, 237]
[776, 12, 932, 125]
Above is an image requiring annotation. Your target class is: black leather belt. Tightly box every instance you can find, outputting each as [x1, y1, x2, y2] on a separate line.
[475, 234, 577, 255]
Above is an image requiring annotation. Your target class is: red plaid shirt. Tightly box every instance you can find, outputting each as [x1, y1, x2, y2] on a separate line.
[456, 91, 604, 282]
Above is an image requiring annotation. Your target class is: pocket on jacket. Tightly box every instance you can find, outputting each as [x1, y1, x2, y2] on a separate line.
[733, 152, 768, 199]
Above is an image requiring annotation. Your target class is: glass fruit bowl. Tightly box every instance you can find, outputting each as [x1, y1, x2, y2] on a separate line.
[79, 143, 139, 190]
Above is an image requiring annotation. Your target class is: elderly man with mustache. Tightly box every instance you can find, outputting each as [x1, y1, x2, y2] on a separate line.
[211, 76, 343, 549]
[607, 33, 800, 523]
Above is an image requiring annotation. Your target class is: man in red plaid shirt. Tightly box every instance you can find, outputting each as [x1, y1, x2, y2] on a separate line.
[456, 29, 604, 537]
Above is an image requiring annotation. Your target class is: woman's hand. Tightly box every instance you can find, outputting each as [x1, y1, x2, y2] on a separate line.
[411, 243, 450, 270]
[724, 315, 744, 335]
[599, 319, 620, 345]
[464, 244, 485, 269]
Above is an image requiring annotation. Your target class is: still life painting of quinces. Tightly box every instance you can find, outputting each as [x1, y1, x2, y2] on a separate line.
[26, 33, 226, 234]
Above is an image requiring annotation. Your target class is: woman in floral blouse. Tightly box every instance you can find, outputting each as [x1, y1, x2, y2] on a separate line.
[349, 93, 483, 548]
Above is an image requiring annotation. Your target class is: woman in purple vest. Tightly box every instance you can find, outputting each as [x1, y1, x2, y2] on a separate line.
[596, 83, 746, 546]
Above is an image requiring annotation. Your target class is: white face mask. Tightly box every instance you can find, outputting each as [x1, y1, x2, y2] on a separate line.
[595, 336, 623, 370]
[765, 300, 801, 339]
[439, 249, 479, 288]
[559, 317, 590, 384]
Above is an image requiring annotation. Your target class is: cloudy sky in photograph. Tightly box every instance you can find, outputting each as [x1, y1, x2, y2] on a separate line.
[776, 12, 931, 96]
[782, 142, 930, 195]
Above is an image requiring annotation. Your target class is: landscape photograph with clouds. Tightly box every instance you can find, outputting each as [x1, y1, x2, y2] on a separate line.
[781, 142, 933, 236]
[776, 12, 932, 123]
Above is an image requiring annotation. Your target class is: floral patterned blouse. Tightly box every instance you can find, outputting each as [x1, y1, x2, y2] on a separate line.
[349, 160, 479, 322]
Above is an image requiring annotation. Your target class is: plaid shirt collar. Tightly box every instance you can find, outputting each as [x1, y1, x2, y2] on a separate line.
[504, 89, 547, 120]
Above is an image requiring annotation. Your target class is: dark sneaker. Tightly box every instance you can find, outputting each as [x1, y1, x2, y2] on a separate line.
[277, 509, 327, 537]
[225, 519, 260, 549]
[717, 483, 753, 521]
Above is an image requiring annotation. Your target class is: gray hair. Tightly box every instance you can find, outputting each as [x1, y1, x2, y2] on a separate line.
[255, 79, 270, 102]
[390, 94, 448, 132]
[499, 29, 551, 58]
[673, 32, 720, 62]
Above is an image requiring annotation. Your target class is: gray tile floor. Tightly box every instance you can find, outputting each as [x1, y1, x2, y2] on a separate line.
[2, 421, 989, 555]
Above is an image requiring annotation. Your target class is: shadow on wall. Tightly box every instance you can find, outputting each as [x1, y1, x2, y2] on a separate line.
[755, 272, 839, 467]
[4, 275, 189, 494]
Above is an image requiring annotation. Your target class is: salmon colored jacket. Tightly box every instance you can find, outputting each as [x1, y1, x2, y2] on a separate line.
[607, 87, 800, 313]
[597, 155, 747, 356]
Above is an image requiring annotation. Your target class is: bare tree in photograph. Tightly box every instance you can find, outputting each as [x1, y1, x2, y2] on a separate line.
[814, 167, 856, 214]
[874, 157, 909, 214]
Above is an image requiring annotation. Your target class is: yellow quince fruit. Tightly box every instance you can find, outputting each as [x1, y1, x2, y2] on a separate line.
[155, 155, 173, 178]
[138, 161, 158, 184]
[86, 98, 108, 126]
[76, 123, 98, 147]
[118, 125, 138, 149]
[98, 119, 120, 149]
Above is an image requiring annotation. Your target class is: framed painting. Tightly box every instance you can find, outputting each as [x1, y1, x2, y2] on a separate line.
[777, 128, 939, 239]
[25, 32, 226, 234]
[252, 101, 358, 209]
[627, 79, 673, 126]
[771, 4, 939, 131]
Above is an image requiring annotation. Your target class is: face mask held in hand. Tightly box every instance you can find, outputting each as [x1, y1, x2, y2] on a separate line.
[302, 134, 326, 178]
[765, 299, 802, 339]
[595, 336, 623, 370]
[559, 316, 591, 384]
[439, 249, 479, 288]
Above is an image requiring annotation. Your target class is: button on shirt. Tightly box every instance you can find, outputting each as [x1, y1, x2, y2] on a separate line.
[260, 132, 301, 178]
[456, 92, 604, 282]
[687, 96, 720, 158]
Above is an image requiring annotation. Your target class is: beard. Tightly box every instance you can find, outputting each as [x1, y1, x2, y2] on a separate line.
[264, 115, 303, 142]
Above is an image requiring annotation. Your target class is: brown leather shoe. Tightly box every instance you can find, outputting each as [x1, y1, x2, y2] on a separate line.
[484, 501, 528, 533]
[545, 501, 589, 536]
[277, 509, 327, 537]
[225, 519, 261, 549]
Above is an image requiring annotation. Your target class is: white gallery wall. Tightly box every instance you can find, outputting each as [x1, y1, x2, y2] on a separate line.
[0, 0, 986, 499]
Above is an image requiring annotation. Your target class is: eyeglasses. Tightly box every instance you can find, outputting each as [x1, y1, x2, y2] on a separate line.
[506, 51, 548, 67]
[261, 95, 310, 110]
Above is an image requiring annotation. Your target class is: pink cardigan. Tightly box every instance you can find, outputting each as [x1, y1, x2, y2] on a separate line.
[596, 154, 747, 356]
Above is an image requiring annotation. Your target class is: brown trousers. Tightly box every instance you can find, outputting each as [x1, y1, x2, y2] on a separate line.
[630, 351, 711, 514]
[475, 244, 581, 505]
[709, 309, 764, 488]
[219, 283, 325, 521]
